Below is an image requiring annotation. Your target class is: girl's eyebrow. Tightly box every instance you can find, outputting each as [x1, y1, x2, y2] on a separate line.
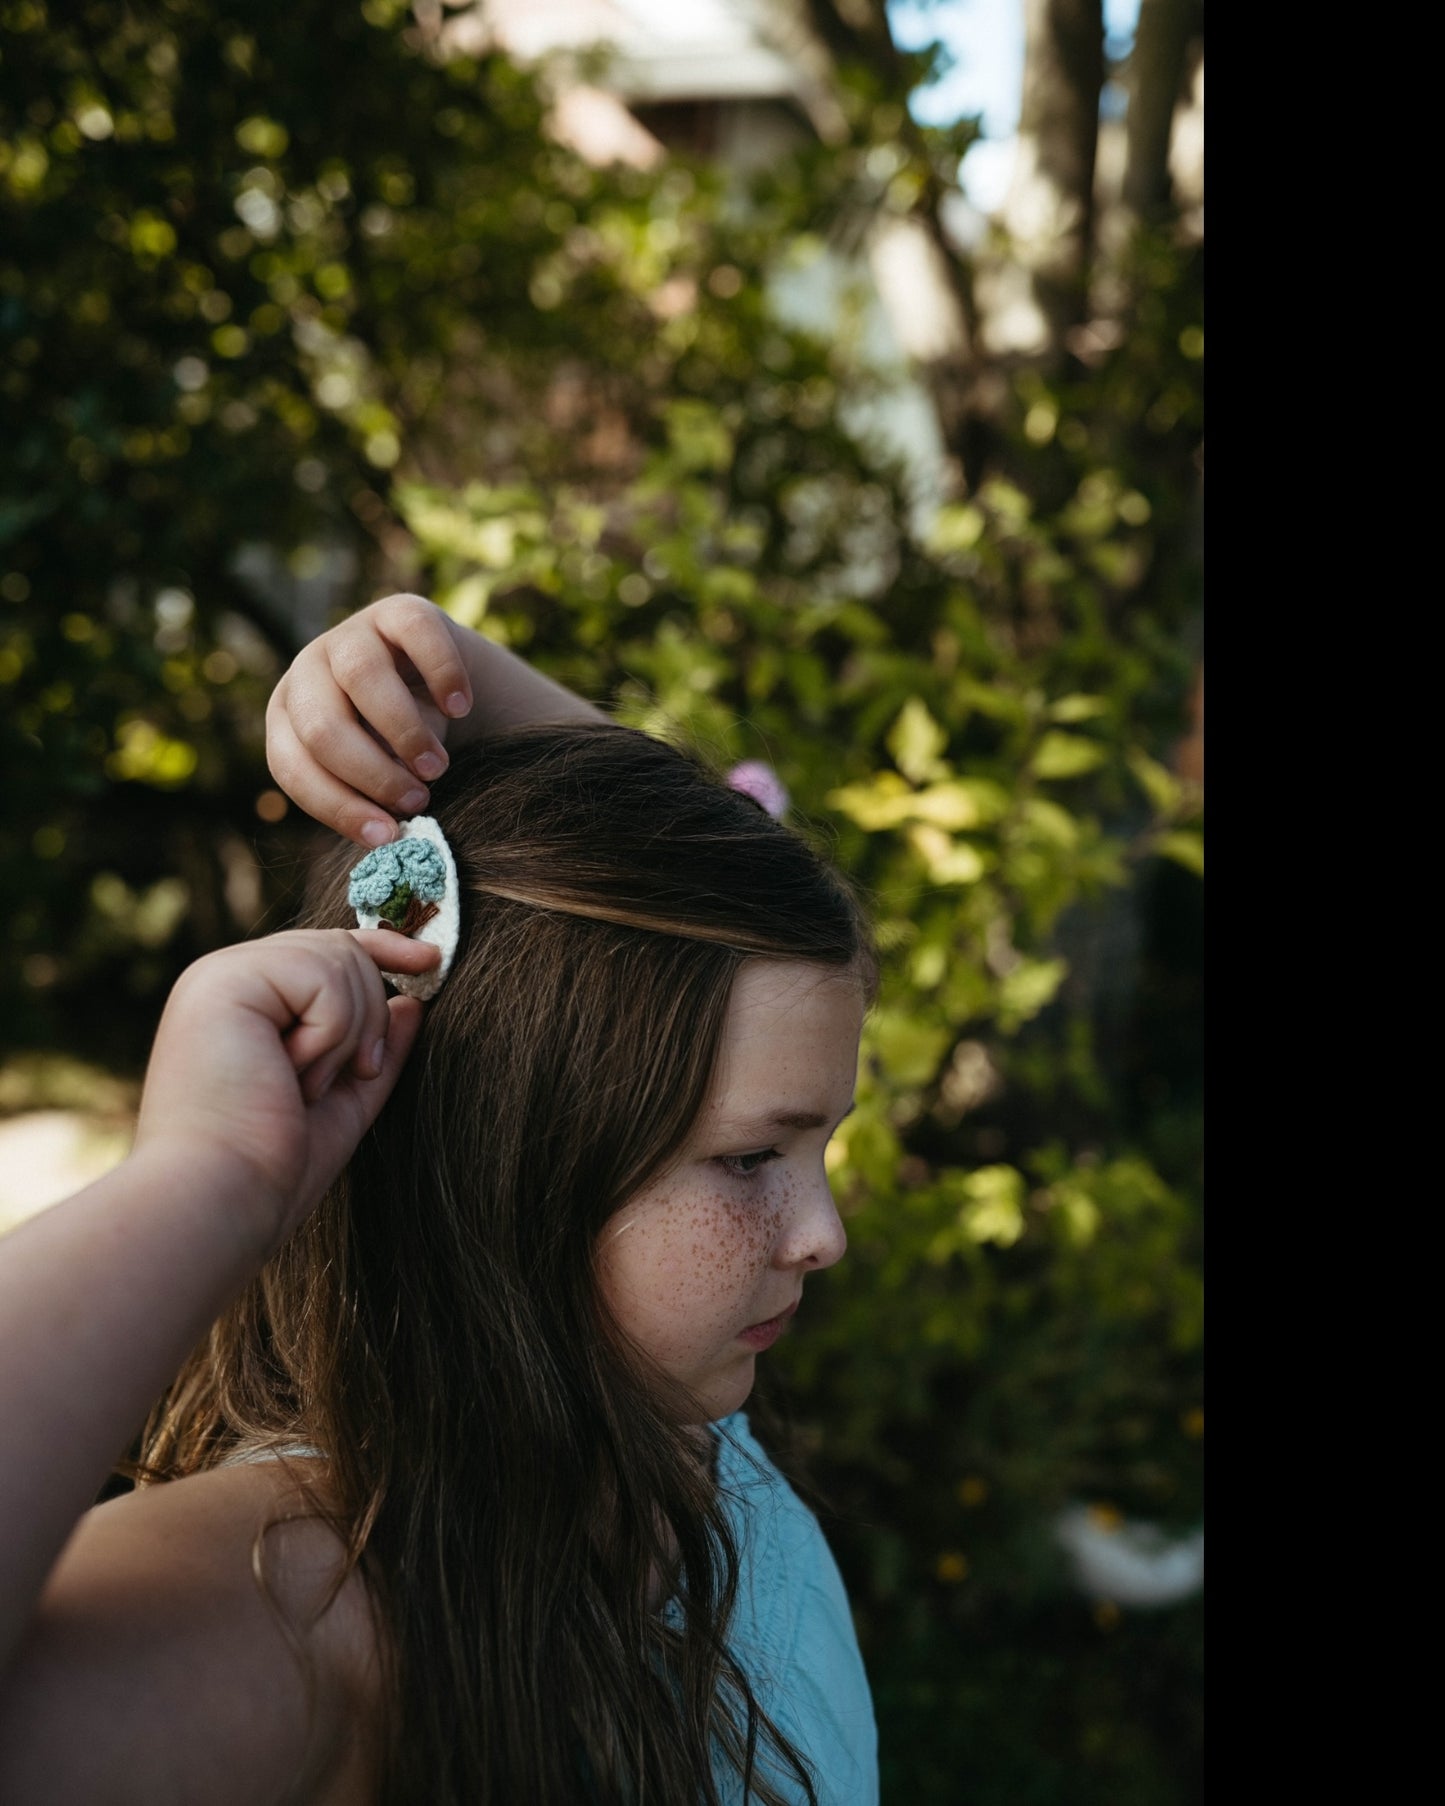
[719, 1102, 856, 1135]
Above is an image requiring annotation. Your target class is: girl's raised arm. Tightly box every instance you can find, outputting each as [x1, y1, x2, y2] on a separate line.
[266, 592, 605, 845]
[0, 928, 435, 1682]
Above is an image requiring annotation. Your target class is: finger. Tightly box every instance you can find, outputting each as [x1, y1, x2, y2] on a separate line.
[298, 947, 381, 1103]
[329, 614, 455, 779]
[283, 933, 438, 1091]
[267, 705, 403, 848]
[377, 993, 425, 1086]
[302, 994, 426, 1185]
[341, 993, 425, 1109]
[285, 664, 435, 813]
[264, 932, 362, 1069]
[283, 989, 358, 1091]
[350, 928, 443, 972]
[340, 931, 439, 1082]
[370, 594, 473, 721]
[345, 943, 394, 1081]
[334, 939, 376, 1084]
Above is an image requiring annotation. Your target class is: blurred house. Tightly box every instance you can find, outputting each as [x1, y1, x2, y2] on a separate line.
[447, 0, 829, 172]
[445, 0, 957, 524]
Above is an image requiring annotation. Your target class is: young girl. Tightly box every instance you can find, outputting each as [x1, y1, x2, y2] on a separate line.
[0, 595, 879, 1805]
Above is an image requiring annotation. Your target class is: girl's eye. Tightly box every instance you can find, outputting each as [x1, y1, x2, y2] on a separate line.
[717, 1149, 781, 1178]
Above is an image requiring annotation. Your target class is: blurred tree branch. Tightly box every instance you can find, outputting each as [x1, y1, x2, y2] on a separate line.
[1122, 0, 1205, 223]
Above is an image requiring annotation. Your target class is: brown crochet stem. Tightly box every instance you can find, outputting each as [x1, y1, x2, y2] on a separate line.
[400, 896, 440, 936]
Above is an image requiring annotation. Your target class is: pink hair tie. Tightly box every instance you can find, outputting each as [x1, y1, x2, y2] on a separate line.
[726, 760, 789, 821]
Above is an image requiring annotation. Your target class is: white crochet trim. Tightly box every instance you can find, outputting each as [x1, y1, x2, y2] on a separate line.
[351, 815, 460, 1001]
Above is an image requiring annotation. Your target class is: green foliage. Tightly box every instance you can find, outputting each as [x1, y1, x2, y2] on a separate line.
[2, 5, 1202, 1800]
[0, 0, 662, 1055]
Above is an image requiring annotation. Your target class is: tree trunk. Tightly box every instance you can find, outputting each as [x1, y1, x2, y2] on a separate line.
[997, 0, 1105, 360]
[761, 0, 981, 494]
[1121, 0, 1203, 222]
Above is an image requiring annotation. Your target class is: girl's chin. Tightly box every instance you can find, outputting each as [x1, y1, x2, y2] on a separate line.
[691, 1356, 758, 1425]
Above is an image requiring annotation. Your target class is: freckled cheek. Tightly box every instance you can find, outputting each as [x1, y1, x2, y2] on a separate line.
[674, 1194, 757, 1300]
[647, 1191, 775, 1343]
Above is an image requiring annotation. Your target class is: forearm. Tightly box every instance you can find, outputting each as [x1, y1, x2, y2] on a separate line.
[451, 630, 607, 743]
[0, 1145, 265, 1672]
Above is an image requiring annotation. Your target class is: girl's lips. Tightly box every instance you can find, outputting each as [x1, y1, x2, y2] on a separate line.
[738, 1300, 799, 1351]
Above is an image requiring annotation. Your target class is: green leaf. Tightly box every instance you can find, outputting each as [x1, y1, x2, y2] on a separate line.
[1156, 830, 1204, 876]
[909, 784, 987, 830]
[235, 115, 290, 157]
[907, 824, 986, 885]
[1049, 693, 1109, 724]
[951, 1165, 1027, 1248]
[868, 1010, 951, 1086]
[1049, 1181, 1102, 1248]
[1019, 797, 1080, 848]
[829, 772, 1009, 835]
[699, 565, 756, 608]
[827, 771, 914, 830]
[927, 502, 985, 554]
[831, 1110, 901, 1190]
[663, 399, 733, 473]
[1127, 747, 1182, 814]
[1031, 732, 1107, 780]
[887, 697, 949, 784]
[955, 679, 1030, 726]
[997, 958, 1068, 1029]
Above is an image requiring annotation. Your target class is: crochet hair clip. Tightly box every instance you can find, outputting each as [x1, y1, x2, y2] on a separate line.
[347, 816, 460, 1002]
[344, 763, 782, 1001]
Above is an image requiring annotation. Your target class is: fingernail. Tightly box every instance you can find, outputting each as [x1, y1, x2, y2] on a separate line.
[445, 692, 470, 719]
[370, 1037, 387, 1075]
[414, 751, 445, 781]
[361, 819, 393, 847]
[399, 787, 428, 813]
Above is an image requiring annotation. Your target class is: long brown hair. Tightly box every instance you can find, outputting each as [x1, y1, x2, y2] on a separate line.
[139, 724, 872, 1803]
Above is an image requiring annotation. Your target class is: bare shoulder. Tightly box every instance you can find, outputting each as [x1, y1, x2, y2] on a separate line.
[0, 1461, 383, 1806]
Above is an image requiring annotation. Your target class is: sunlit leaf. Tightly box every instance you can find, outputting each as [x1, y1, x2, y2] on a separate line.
[948, 1164, 1027, 1248]
[827, 771, 914, 830]
[907, 823, 986, 884]
[663, 399, 732, 473]
[868, 1010, 951, 1087]
[1127, 747, 1182, 814]
[1019, 796, 1080, 847]
[1031, 731, 1107, 780]
[1156, 830, 1204, 876]
[105, 717, 198, 788]
[1049, 693, 1109, 724]
[928, 502, 985, 554]
[997, 957, 1068, 1028]
[887, 696, 948, 784]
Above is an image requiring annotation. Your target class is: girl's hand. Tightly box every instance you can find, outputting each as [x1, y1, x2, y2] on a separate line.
[266, 594, 475, 848]
[267, 593, 604, 844]
[133, 929, 438, 1259]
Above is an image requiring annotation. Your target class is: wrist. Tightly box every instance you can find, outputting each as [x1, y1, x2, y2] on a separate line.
[448, 621, 501, 743]
[123, 1133, 291, 1274]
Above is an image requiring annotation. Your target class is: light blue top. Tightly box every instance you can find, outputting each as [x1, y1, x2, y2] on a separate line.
[711, 1413, 879, 1806]
[227, 1419, 880, 1801]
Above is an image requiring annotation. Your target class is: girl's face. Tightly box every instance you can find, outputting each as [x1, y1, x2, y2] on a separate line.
[596, 959, 863, 1423]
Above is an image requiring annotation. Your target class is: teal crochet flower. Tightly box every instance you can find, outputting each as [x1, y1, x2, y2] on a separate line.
[348, 839, 446, 928]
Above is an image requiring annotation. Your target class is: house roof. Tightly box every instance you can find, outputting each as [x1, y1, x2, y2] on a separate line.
[458, 0, 802, 103]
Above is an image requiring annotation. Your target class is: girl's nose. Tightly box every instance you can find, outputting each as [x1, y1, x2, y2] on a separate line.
[774, 1171, 847, 1272]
